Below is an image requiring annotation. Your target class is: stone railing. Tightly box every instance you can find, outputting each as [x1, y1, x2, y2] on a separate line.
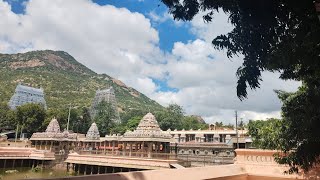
[235, 149, 320, 179]
[65, 152, 179, 169]
[0, 147, 55, 160]
[76, 150, 178, 160]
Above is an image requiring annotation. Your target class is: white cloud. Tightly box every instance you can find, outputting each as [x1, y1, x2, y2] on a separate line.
[0, 1, 301, 125]
[147, 10, 184, 26]
[149, 22, 300, 124]
[0, 0, 164, 91]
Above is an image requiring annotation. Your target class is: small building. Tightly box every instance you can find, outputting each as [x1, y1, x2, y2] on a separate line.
[9, 84, 47, 109]
[169, 128, 252, 166]
[120, 113, 174, 158]
[30, 118, 81, 158]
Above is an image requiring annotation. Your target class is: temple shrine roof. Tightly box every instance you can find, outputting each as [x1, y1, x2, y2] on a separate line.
[86, 122, 100, 140]
[121, 113, 173, 142]
[30, 118, 79, 141]
[45, 118, 60, 133]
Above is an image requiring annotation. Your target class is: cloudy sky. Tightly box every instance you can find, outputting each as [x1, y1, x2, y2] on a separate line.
[0, 0, 301, 124]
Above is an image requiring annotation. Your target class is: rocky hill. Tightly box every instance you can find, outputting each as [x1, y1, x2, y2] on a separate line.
[0, 50, 164, 112]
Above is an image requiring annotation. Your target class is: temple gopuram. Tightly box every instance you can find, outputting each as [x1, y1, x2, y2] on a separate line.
[9, 84, 47, 110]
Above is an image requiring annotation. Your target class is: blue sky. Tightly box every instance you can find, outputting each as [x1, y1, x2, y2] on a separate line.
[6, 0, 196, 52]
[94, 0, 196, 51]
[5, 0, 195, 92]
[0, 0, 301, 123]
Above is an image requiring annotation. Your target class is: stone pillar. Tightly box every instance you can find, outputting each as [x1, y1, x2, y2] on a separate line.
[50, 141, 53, 151]
[123, 142, 127, 156]
[95, 142, 98, 154]
[141, 142, 144, 157]
[200, 134, 205, 143]
[40, 141, 43, 150]
[112, 141, 115, 155]
[225, 135, 231, 143]
[148, 142, 153, 158]
[129, 143, 132, 156]
[103, 141, 106, 154]
[214, 134, 220, 142]
[174, 134, 179, 143]
[180, 135, 186, 143]
[154, 143, 157, 153]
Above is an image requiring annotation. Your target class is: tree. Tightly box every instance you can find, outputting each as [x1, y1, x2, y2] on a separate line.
[16, 103, 46, 134]
[77, 107, 91, 134]
[238, 119, 245, 130]
[215, 122, 223, 127]
[247, 118, 283, 150]
[0, 103, 16, 130]
[273, 88, 320, 173]
[162, 0, 319, 98]
[181, 116, 207, 130]
[120, 109, 147, 124]
[94, 101, 117, 136]
[45, 107, 79, 131]
[161, 0, 320, 172]
[156, 104, 184, 130]
[126, 116, 142, 131]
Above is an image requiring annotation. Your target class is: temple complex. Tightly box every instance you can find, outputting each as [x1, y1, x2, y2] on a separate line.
[8, 84, 47, 110]
[90, 87, 120, 123]
[30, 113, 175, 161]
[4, 114, 261, 177]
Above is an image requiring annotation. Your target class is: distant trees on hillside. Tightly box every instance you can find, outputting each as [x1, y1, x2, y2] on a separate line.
[0, 102, 208, 139]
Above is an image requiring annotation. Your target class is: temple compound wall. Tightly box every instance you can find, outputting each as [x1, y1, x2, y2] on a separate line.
[8, 84, 47, 110]
[28, 149, 320, 180]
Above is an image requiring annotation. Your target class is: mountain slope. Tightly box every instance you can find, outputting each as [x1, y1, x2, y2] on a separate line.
[0, 50, 163, 112]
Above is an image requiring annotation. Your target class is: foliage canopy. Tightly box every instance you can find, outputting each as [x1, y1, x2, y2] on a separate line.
[161, 0, 320, 173]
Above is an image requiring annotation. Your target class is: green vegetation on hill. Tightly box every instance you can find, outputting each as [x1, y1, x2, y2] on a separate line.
[0, 50, 163, 113]
[0, 50, 208, 136]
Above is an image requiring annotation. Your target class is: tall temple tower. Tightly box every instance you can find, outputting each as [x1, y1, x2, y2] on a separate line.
[90, 87, 120, 123]
[8, 84, 47, 110]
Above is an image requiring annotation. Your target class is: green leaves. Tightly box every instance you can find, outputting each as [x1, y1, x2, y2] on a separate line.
[94, 101, 117, 136]
[0, 50, 164, 115]
[16, 103, 46, 134]
[162, 0, 320, 99]
[248, 118, 283, 150]
[274, 85, 320, 173]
